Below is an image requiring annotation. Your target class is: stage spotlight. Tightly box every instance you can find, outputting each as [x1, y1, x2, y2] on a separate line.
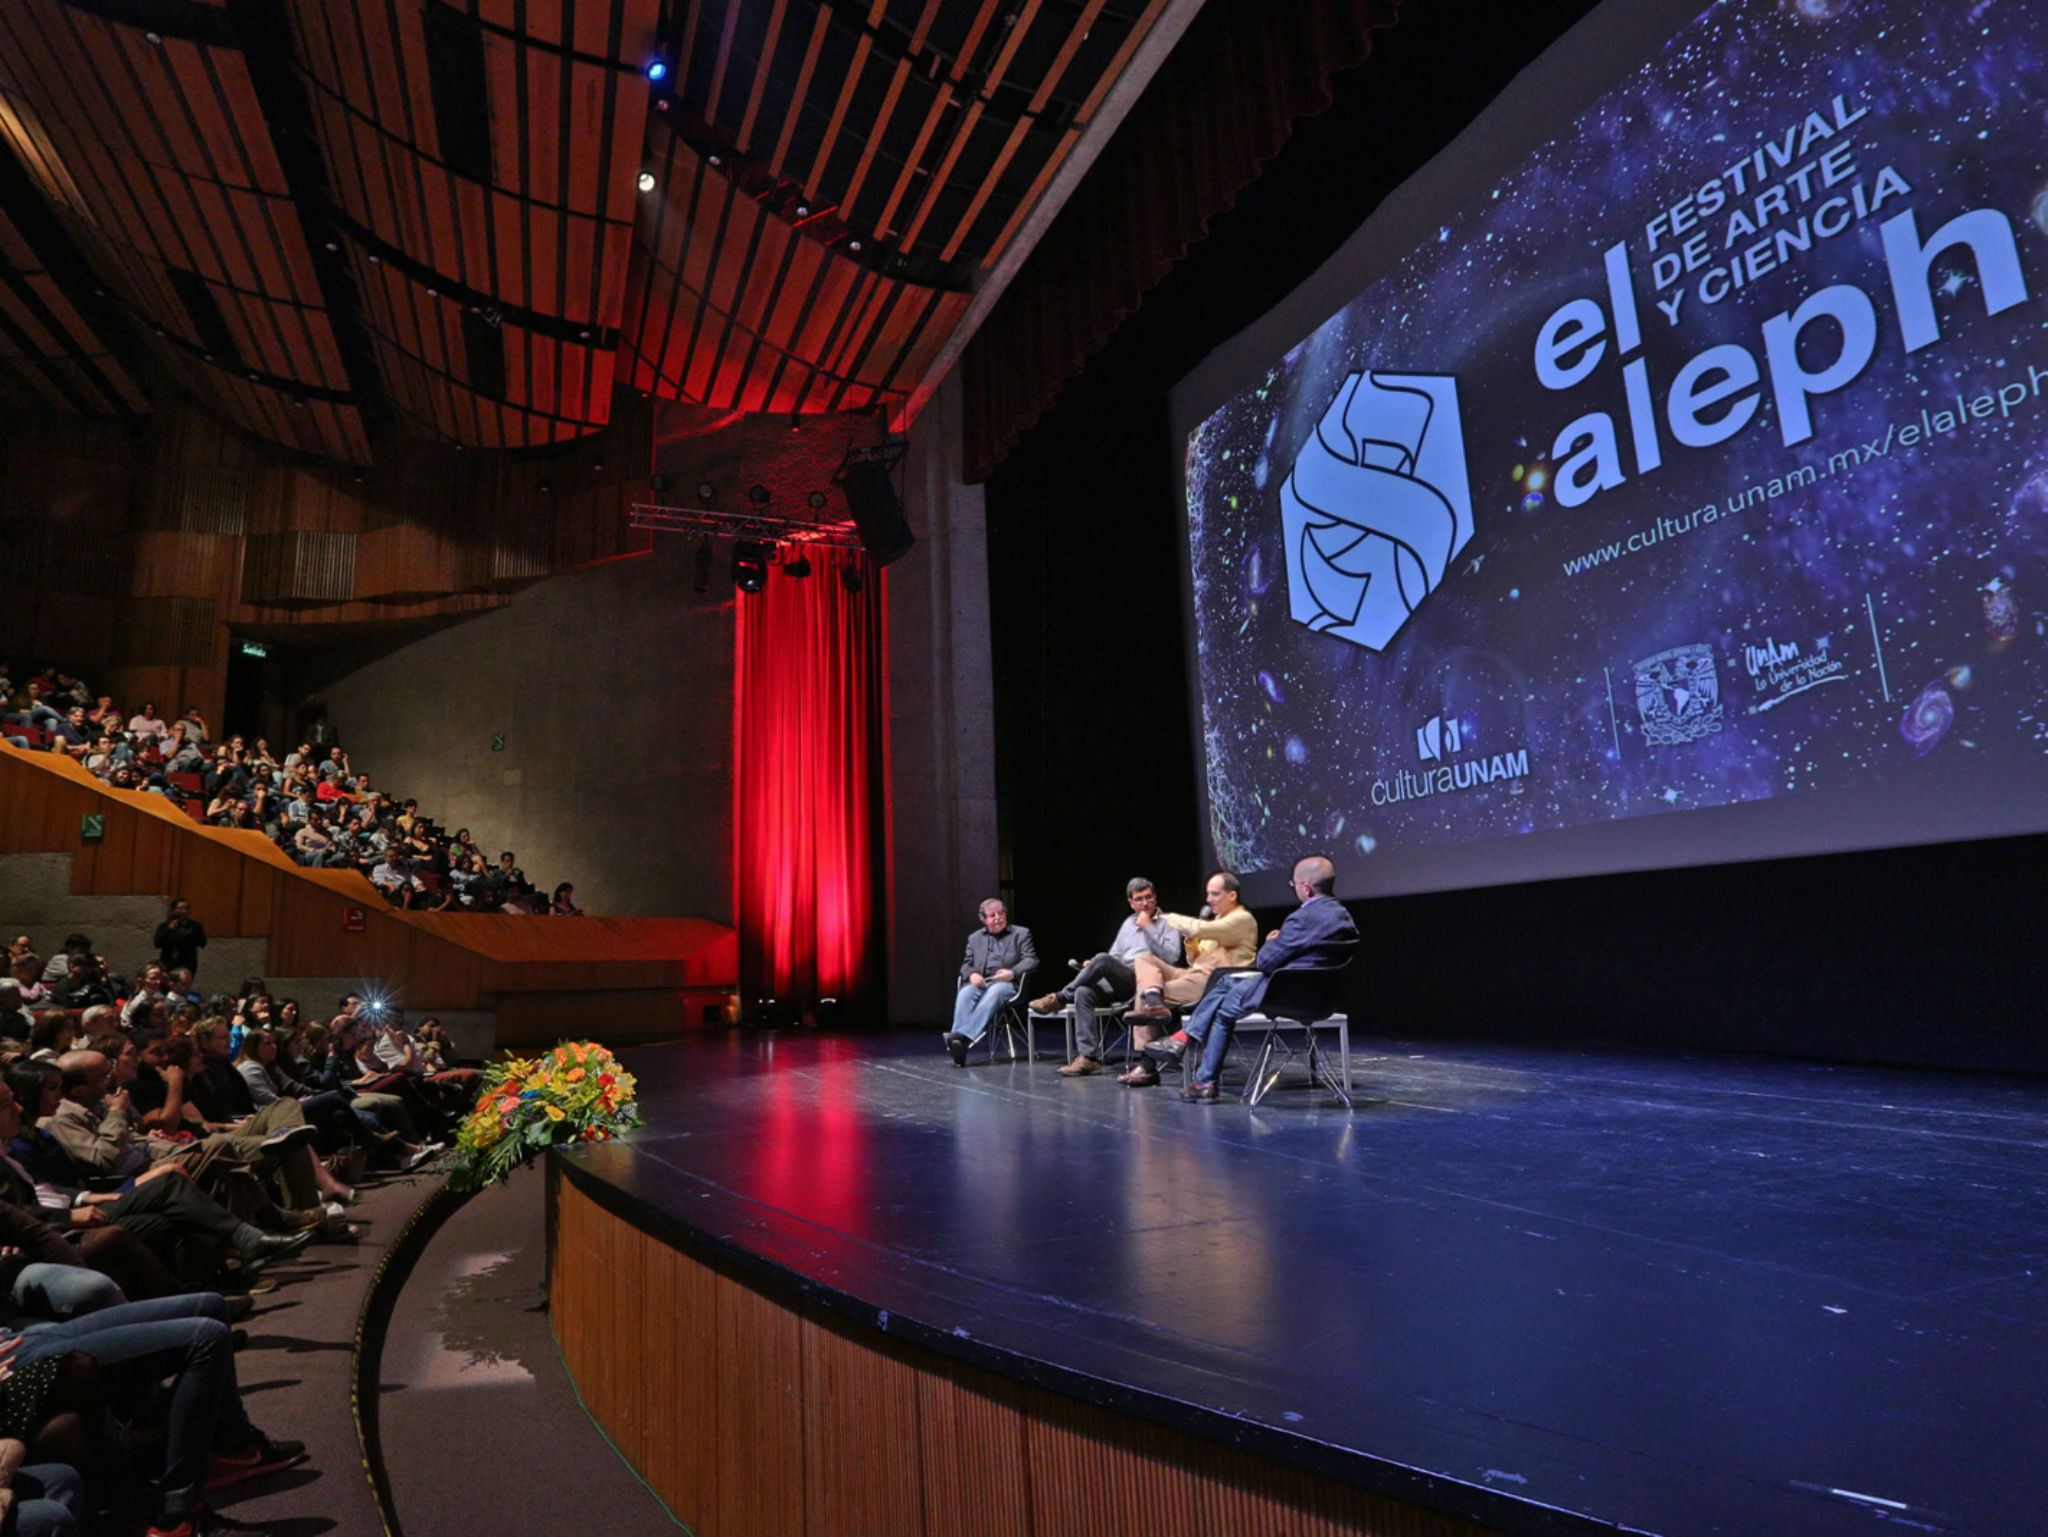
[747, 484, 772, 505]
[732, 540, 769, 594]
[789, 412, 802, 432]
[807, 490, 828, 509]
[784, 553, 812, 579]
[644, 58, 668, 82]
[637, 170, 657, 193]
[651, 473, 671, 494]
[840, 565, 865, 594]
[696, 481, 715, 502]
[693, 538, 713, 594]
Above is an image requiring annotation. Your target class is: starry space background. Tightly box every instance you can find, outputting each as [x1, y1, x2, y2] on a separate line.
[1184, 0, 2048, 881]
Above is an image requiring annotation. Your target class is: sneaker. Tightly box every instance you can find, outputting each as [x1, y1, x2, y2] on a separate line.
[945, 1032, 969, 1068]
[205, 1432, 308, 1492]
[1028, 993, 1062, 1014]
[257, 1124, 319, 1155]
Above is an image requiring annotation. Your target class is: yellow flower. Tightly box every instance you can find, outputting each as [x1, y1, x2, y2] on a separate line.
[545, 1104, 565, 1121]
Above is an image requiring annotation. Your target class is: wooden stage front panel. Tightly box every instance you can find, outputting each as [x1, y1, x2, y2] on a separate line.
[549, 1165, 1490, 1537]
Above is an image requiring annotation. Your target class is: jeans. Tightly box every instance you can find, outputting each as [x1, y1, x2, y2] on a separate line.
[11, 1463, 84, 1537]
[1185, 971, 1263, 1087]
[12, 1293, 250, 1515]
[950, 980, 1016, 1043]
[6, 1263, 127, 1324]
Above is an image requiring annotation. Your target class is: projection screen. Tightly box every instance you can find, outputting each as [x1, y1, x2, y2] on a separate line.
[1173, 0, 2048, 905]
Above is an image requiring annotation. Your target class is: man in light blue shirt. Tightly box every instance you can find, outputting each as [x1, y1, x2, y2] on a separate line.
[1030, 878, 1185, 1076]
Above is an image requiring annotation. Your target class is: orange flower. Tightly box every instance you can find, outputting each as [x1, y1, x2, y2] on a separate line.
[565, 1066, 585, 1082]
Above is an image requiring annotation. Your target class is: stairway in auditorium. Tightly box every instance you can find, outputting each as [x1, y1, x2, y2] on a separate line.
[0, 852, 271, 987]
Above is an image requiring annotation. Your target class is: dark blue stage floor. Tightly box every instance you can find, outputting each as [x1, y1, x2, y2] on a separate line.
[559, 1031, 2048, 1536]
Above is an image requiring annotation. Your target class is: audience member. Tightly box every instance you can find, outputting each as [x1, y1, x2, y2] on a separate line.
[5, 663, 581, 913]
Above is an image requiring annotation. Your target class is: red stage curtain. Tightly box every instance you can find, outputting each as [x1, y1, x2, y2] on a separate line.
[733, 547, 888, 1016]
[960, 0, 1399, 482]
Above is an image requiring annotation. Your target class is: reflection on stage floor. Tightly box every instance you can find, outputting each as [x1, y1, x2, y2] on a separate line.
[558, 1030, 2048, 1537]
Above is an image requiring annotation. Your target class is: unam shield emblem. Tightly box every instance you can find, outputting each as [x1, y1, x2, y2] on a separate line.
[1634, 644, 1724, 746]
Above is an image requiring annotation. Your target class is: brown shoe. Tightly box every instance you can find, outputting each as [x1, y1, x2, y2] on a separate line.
[1117, 1064, 1160, 1087]
[1058, 1055, 1101, 1076]
[1179, 1079, 1219, 1103]
[1028, 993, 1063, 1014]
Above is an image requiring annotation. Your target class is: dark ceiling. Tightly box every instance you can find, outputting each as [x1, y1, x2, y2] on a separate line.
[0, 0, 1177, 464]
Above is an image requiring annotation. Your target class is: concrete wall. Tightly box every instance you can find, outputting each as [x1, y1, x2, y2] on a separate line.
[888, 374, 1000, 1025]
[313, 539, 732, 922]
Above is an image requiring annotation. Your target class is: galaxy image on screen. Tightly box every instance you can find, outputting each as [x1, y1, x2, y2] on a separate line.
[1184, 0, 2048, 887]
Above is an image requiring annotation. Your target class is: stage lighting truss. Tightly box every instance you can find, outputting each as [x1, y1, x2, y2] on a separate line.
[629, 501, 865, 551]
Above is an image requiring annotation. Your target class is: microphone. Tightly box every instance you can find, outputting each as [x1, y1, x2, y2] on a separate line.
[1198, 905, 1214, 920]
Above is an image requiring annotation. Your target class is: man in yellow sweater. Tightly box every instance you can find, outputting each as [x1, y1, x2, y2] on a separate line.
[1118, 871, 1258, 1087]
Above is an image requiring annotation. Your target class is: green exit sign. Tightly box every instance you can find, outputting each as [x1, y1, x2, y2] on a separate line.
[239, 640, 270, 659]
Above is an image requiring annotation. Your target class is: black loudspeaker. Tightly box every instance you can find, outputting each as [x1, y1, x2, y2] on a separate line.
[839, 459, 916, 566]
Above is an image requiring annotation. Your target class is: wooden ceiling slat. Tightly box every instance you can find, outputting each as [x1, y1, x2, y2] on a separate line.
[825, 0, 946, 223]
[571, 0, 620, 60]
[832, 54, 911, 222]
[699, 3, 745, 128]
[523, 44, 564, 217]
[767, 6, 835, 176]
[890, 0, 1038, 249]
[562, 60, 617, 218]
[735, 0, 793, 152]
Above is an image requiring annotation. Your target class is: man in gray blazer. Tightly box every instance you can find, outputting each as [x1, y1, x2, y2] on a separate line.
[946, 899, 1037, 1066]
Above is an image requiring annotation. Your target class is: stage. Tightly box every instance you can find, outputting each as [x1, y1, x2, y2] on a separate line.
[549, 1030, 2047, 1536]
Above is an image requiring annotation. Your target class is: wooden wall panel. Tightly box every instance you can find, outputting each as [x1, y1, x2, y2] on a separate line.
[550, 1176, 1499, 1537]
[0, 747, 734, 1015]
[715, 1270, 810, 1537]
[916, 1366, 1034, 1537]
[802, 1312, 927, 1537]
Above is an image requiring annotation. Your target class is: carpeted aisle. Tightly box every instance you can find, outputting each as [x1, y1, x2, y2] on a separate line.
[201, 1161, 451, 1537]
[376, 1162, 679, 1537]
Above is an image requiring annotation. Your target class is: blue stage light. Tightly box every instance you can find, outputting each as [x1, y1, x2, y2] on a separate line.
[645, 59, 669, 83]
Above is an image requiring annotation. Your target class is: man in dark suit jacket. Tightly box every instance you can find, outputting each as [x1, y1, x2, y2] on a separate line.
[945, 900, 1038, 1066]
[1177, 856, 1357, 1101]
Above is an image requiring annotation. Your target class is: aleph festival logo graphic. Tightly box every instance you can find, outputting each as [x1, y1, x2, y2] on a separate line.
[1279, 371, 1475, 652]
[1634, 644, 1725, 746]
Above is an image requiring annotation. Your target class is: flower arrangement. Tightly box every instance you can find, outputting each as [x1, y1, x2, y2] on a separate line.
[449, 1040, 642, 1192]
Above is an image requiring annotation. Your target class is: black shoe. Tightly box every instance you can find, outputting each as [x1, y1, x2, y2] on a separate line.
[235, 1229, 312, 1273]
[945, 1033, 969, 1068]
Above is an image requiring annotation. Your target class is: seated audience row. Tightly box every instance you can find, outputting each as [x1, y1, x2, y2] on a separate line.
[0, 969, 476, 1535]
[2, 660, 584, 916]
